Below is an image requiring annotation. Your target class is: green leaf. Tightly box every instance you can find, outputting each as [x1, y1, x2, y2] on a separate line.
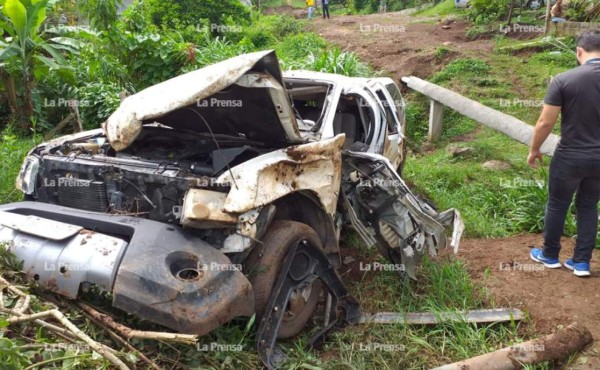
[3, 0, 27, 41]
[0, 42, 20, 61]
[55, 65, 75, 84]
[34, 53, 59, 69]
[49, 37, 82, 50]
[39, 42, 66, 64]
[25, 0, 49, 36]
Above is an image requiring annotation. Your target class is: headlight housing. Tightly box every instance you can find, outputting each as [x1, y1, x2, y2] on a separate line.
[15, 156, 40, 195]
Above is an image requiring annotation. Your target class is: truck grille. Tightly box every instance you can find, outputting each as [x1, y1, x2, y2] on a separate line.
[57, 178, 109, 212]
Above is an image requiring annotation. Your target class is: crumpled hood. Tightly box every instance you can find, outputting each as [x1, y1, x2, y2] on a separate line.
[103, 50, 304, 151]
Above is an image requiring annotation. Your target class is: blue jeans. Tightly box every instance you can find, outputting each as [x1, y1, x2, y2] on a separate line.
[308, 6, 314, 19]
[542, 152, 600, 263]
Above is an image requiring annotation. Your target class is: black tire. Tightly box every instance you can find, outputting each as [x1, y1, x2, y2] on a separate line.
[245, 220, 324, 339]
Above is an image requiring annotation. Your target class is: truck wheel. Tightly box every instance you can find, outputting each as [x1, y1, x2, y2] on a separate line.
[245, 220, 324, 339]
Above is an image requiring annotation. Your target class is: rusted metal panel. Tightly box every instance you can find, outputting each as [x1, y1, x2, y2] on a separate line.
[181, 189, 237, 228]
[104, 50, 304, 151]
[217, 135, 345, 216]
[112, 223, 255, 336]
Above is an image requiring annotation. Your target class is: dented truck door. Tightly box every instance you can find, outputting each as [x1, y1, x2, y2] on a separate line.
[366, 80, 404, 170]
[341, 151, 464, 280]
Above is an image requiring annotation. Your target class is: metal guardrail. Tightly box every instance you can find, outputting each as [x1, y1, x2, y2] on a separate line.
[401, 76, 560, 157]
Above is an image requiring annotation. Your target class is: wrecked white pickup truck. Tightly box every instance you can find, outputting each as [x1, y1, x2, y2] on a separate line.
[3, 50, 463, 367]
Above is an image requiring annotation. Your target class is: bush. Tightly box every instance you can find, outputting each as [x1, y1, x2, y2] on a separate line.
[110, 31, 196, 89]
[276, 33, 328, 61]
[193, 36, 250, 69]
[239, 27, 276, 49]
[144, 0, 251, 30]
[302, 48, 372, 77]
[430, 58, 491, 83]
[71, 82, 123, 129]
[469, 0, 509, 24]
[0, 128, 36, 204]
[263, 15, 303, 37]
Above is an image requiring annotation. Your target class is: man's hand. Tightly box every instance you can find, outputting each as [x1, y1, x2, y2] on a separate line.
[528, 149, 543, 168]
[528, 104, 560, 168]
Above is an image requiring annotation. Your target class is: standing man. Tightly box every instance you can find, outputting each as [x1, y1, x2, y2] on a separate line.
[322, 0, 330, 19]
[550, 0, 566, 35]
[529, 29, 600, 277]
[306, 0, 315, 20]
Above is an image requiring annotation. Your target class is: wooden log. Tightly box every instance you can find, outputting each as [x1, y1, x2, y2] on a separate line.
[44, 113, 75, 141]
[431, 322, 593, 370]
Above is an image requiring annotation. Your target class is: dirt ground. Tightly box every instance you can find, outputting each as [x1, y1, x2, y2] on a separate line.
[459, 235, 600, 368]
[301, 10, 600, 369]
[308, 11, 493, 81]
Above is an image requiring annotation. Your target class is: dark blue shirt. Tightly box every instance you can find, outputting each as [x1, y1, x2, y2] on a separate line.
[544, 59, 600, 159]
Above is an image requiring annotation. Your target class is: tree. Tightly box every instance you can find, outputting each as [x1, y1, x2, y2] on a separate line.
[77, 0, 122, 32]
[0, 0, 77, 130]
[144, 0, 251, 31]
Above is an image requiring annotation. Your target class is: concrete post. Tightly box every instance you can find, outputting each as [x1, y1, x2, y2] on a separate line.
[429, 99, 444, 142]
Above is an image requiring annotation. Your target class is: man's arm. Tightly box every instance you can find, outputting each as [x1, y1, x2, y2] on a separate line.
[528, 104, 561, 168]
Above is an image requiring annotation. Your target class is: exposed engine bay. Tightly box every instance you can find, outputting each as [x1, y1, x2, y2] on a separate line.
[31, 126, 269, 224]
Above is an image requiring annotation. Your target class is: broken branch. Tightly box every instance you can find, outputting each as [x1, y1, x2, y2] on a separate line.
[78, 303, 198, 345]
[5, 308, 129, 370]
[432, 322, 593, 370]
[0, 276, 129, 370]
[80, 307, 161, 370]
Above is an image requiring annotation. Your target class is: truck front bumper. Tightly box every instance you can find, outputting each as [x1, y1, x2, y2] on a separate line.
[0, 202, 254, 336]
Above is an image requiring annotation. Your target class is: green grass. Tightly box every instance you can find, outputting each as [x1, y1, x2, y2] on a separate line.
[0, 130, 37, 205]
[261, 0, 306, 8]
[0, 241, 553, 369]
[418, 0, 466, 17]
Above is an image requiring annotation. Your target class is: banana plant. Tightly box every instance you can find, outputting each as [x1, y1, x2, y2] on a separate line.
[0, 0, 79, 130]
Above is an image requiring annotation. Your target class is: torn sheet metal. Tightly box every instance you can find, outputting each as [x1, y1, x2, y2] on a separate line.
[217, 135, 345, 215]
[342, 151, 464, 279]
[359, 308, 524, 325]
[104, 50, 304, 151]
[0, 212, 83, 241]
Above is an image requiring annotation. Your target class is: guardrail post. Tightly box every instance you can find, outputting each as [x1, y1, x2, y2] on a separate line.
[429, 99, 444, 142]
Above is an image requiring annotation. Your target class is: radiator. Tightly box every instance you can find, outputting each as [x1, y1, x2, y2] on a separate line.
[57, 178, 109, 212]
